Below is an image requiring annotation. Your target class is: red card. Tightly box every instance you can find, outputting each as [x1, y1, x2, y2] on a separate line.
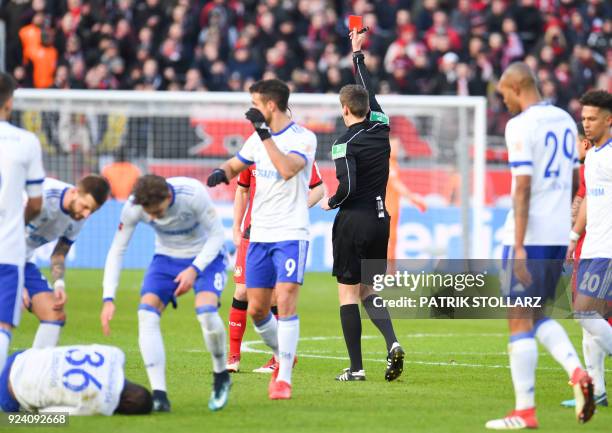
[348, 15, 363, 31]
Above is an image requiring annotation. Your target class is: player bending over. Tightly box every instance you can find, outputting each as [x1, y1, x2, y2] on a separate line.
[0, 344, 151, 415]
[100, 175, 230, 412]
[487, 62, 595, 429]
[208, 78, 317, 399]
[23, 176, 110, 348]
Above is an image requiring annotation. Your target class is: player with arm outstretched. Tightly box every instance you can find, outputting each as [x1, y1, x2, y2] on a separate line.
[0, 344, 151, 415]
[0, 72, 44, 372]
[23, 176, 110, 349]
[227, 162, 324, 373]
[487, 63, 594, 430]
[100, 175, 230, 412]
[208, 78, 317, 400]
[321, 28, 404, 383]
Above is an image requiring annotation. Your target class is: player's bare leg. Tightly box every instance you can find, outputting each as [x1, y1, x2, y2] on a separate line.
[195, 291, 231, 411]
[138, 293, 169, 412]
[30, 291, 66, 348]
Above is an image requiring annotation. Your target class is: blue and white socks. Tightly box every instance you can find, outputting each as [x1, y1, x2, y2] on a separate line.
[32, 320, 64, 348]
[138, 305, 167, 392]
[583, 328, 607, 396]
[196, 305, 227, 374]
[254, 312, 279, 359]
[0, 329, 11, 372]
[277, 315, 299, 384]
[534, 318, 582, 377]
[509, 332, 538, 410]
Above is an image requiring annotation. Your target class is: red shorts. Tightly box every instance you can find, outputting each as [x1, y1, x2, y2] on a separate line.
[233, 237, 250, 284]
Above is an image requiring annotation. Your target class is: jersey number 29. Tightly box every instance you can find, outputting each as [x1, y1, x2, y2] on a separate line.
[544, 128, 574, 178]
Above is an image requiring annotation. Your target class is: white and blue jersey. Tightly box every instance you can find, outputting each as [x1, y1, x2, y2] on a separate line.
[236, 123, 316, 289]
[25, 178, 84, 262]
[576, 138, 612, 301]
[3, 345, 125, 415]
[502, 102, 578, 247]
[0, 120, 45, 327]
[102, 177, 226, 302]
[24, 179, 84, 298]
[237, 123, 317, 242]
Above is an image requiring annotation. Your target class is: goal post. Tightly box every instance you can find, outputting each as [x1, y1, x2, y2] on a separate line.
[13, 89, 488, 266]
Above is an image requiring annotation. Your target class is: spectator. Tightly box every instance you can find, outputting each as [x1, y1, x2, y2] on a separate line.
[102, 149, 142, 202]
[3, 0, 609, 118]
[28, 28, 58, 88]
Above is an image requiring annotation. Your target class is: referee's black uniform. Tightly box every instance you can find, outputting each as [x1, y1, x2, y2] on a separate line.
[328, 51, 391, 286]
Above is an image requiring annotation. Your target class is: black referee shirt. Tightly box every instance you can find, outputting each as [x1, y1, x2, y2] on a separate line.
[328, 51, 391, 211]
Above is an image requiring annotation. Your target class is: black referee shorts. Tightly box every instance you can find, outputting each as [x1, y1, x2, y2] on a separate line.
[332, 208, 390, 285]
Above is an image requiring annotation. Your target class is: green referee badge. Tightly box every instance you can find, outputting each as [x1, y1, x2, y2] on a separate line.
[370, 111, 389, 125]
[332, 142, 347, 159]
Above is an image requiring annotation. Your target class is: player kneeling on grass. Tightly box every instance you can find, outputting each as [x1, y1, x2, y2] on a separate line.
[22, 176, 110, 348]
[0, 344, 152, 415]
[100, 175, 230, 412]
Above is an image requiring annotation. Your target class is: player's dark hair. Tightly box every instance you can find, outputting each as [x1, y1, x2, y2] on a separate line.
[132, 174, 171, 207]
[249, 79, 290, 112]
[579, 90, 612, 112]
[576, 121, 585, 137]
[339, 84, 369, 118]
[115, 381, 153, 415]
[77, 175, 111, 206]
[0, 72, 16, 107]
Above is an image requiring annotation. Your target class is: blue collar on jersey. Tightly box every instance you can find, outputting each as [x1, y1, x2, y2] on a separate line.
[594, 137, 612, 152]
[59, 188, 70, 215]
[168, 183, 176, 208]
[271, 121, 295, 136]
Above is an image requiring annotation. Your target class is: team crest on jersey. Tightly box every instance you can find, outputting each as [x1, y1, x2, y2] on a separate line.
[234, 266, 242, 277]
[179, 212, 192, 221]
[118, 222, 124, 231]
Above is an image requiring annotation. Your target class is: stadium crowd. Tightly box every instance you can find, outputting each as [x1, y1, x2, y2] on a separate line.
[2, 0, 610, 115]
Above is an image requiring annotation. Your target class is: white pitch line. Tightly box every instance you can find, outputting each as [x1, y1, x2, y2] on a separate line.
[236, 336, 612, 372]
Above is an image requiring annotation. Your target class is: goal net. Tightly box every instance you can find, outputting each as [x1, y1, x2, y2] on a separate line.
[12, 89, 488, 270]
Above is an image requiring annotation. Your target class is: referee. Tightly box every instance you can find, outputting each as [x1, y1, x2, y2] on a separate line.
[321, 28, 404, 382]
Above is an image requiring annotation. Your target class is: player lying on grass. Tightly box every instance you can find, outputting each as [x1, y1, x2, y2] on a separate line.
[208, 78, 317, 400]
[0, 344, 151, 415]
[100, 175, 230, 412]
[22, 176, 110, 349]
[228, 162, 324, 373]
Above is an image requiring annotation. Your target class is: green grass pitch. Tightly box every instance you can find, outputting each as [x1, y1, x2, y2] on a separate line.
[6, 270, 611, 433]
